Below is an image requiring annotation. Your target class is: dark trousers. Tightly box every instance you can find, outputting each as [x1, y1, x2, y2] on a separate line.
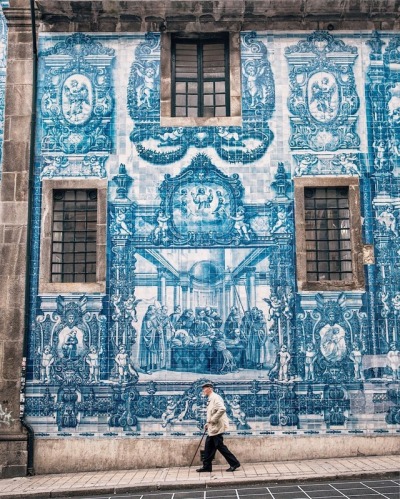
[202, 433, 240, 470]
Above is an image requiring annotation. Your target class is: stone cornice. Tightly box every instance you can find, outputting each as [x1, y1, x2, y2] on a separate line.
[4, 7, 33, 29]
[34, 0, 400, 32]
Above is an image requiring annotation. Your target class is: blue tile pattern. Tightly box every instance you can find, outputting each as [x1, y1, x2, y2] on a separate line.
[38, 33, 115, 178]
[285, 31, 360, 151]
[23, 31, 400, 438]
[128, 32, 274, 165]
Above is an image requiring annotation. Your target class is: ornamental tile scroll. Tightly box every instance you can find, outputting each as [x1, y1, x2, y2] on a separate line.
[132, 156, 293, 248]
[108, 165, 139, 384]
[34, 295, 107, 385]
[127, 33, 274, 165]
[285, 31, 360, 152]
[366, 33, 400, 357]
[241, 32, 275, 118]
[382, 36, 400, 176]
[296, 293, 368, 384]
[39, 33, 115, 155]
[40, 154, 107, 179]
[294, 153, 362, 177]
[151, 154, 254, 246]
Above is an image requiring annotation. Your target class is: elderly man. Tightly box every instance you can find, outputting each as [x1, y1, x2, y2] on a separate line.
[196, 382, 240, 473]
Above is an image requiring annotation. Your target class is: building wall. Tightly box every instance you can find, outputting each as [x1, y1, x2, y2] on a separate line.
[0, 0, 32, 479]
[20, 28, 400, 471]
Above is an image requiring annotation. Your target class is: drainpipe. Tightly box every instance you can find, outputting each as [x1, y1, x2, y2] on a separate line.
[19, 0, 39, 477]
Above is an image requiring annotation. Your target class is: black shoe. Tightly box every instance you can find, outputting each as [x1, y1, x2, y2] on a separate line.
[226, 464, 240, 472]
[196, 467, 212, 472]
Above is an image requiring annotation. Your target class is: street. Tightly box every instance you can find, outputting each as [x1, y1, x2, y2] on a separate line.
[65, 478, 400, 499]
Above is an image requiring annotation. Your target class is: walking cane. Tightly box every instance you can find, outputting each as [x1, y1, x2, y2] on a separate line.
[189, 429, 207, 467]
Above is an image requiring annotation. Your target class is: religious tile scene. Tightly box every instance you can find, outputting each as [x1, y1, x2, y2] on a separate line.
[0, 0, 400, 478]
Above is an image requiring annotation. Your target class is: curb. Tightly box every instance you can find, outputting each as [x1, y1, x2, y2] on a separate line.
[1, 469, 399, 499]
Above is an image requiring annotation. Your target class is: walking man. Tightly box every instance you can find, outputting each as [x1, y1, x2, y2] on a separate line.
[197, 382, 240, 473]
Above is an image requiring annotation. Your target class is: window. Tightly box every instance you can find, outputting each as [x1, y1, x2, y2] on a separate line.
[304, 187, 352, 282]
[294, 177, 364, 291]
[51, 189, 98, 283]
[160, 33, 241, 127]
[171, 35, 230, 118]
[39, 179, 107, 293]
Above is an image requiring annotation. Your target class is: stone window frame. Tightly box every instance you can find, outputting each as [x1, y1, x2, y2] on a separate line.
[160, 32, 242, 127]
[294, 176, 365, 292]
[39, 179, 107, 294]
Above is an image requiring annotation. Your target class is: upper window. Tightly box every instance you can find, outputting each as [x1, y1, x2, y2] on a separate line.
[171, 35, 230, 118]
[294, 177, 364, 292]
[51, 189, 98, 283]
[160, 33, 241, 127]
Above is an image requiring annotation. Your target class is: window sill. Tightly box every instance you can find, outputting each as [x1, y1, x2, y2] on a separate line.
[160, 116, 242, 128]
[38, 281, 106, 294]
[297, 280, 365, 292]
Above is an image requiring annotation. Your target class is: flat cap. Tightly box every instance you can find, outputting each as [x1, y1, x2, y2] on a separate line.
[202, 382, 214, 388]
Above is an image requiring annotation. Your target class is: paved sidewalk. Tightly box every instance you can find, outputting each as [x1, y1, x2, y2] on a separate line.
[0, 455, 399, 499]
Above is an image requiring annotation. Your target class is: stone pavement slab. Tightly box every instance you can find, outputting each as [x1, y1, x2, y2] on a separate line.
[0, 455, 398, 499]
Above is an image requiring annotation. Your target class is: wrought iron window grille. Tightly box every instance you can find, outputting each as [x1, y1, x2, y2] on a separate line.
[304, 186, 352, 282]
[51, 189, 98, 283]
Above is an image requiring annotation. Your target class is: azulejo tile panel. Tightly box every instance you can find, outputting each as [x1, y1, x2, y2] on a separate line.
[128, 32, 274, 165]
[24, 31, 400, 439]
[285, 31, 360, 151]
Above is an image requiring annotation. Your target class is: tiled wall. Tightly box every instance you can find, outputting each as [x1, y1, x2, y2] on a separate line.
[24, 30, 400, 439]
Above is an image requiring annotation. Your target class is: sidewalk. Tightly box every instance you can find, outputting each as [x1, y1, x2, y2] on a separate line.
[0, 455, 399, 499]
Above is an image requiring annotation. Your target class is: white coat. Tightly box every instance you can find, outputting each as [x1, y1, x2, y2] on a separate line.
[206, 391, 229, 436]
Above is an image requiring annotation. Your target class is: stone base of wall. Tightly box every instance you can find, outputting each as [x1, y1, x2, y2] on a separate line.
[34, 435, 400, 475]
[0, 437, 27, 478]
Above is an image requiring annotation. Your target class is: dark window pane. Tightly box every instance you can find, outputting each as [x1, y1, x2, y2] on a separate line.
[319, 262, 329, 272]
[307, 251, 316, 261]
[317, 240, 328, 250]
[330, 261, 340, 272]
[216, 106, 226, 116]
[188, 95, 198, 106]
[175, 107, 186, 117]
[64, 253, 74, 263]
[215, 81, 225, 93]
[329, 240, 339, 251]
[306, 240, 316, 250]
[204, 94, 214, 106]
[307, 262, 317, 272]
[215, 94, 226, 106]
[176, 94, 186, 106]
[203, 107, 215, 117]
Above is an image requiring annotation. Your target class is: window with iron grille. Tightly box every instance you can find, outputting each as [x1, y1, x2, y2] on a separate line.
[171, 35, 230, 118]
[304, 186, 352, 282]
[294, 178, 364, 291]
[51, 189, 97, 283]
